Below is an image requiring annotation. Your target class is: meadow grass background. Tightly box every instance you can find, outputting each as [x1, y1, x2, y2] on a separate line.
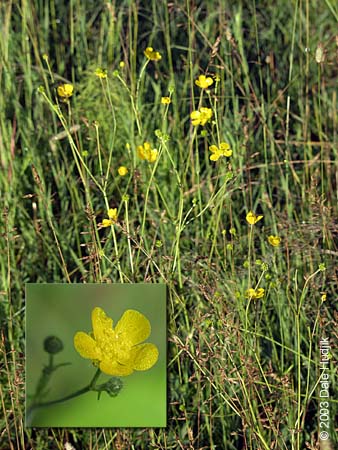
[0, 0, 337, 449]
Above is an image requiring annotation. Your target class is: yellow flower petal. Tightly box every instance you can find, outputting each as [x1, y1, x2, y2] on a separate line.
[137, 142, 157, 162]
[108, 208, 118, 222]
[99, 359, 134, 376]
[115, 309, 151, 346]
[161, 96, 171, 104]
[74, 332, 101, 360]
[149, 149, 158, 163]
[102, 219, 113, 227]
[91, 307, 114, 342]
[137, 145, 146, 160]
[131, 343, 159, 371]
[190, 111, 200, 120]
[219, 142, 230, 150]
[195, 75, 214, 89]
[144, 47, 162, 61]
[255, 288, 265, 299]
[245, 288, 256, 298]
[118, 166, 128, 176]
[246, 211, 263, 225]
[246, 212, 256, 224]
[190, 110, 202, 126]
[57, 83, 73, 98]
[200, 107, 212, 118]
[209, 145, 218, 153]
[94, 68, 107, 79]
[245, 288, 265, 299]
[220, 142, 233, 157]
[268, 235, 281, 247]
[210, 153, 220, 161]
[195, 107, 212, 126]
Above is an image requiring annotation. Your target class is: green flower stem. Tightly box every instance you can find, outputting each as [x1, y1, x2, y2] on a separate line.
[103, 77, 117, 191]
[135, 59, 149, 118]
[247, 224, 253, 288]
[207, 90, 221, 146]
[31, 354, 54, 403]
[115, 72, 142, 136]
[244, 224, 254, 354]
[124, 196, 134, 274]
[93, 121, 103, 179]
[89, 368, 102, 388]
[140, 144, 163, 240]
[27, 369, 102, 416]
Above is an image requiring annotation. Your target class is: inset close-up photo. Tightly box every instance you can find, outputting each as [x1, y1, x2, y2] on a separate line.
[26, 284, 166, 427]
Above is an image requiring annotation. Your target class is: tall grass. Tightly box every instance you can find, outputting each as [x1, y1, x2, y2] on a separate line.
[0, 0, 337, 449]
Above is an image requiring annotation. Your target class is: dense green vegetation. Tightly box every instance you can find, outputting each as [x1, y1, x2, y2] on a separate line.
[0, 0, 337, 448]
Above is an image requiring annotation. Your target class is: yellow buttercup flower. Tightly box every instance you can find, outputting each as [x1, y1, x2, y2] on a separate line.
[57, 83, 73, 99]
[246, 211, 263, 225]
[137, 142, 158, 163]
[74, 307, 159, 376]
[118, 166, 128, 176]
[190, 107, 213, 126]
[161, 96, 171, 104]
[144, 47, 162, 61]
[245, 288, 265, 299]
[101, 208, 118, 227]
[268, 235, 281, 247]
[195, 74, 214, 89]
[209, 142, 232, 161]
[94, 68, 108, 79]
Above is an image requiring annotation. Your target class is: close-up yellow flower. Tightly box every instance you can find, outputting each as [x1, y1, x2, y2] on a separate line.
[246, 211, 263, 225]
[209, 142, 232, 161]
[190, 107, 213, 126]
[94, 68, 108, 79]
[57, 83, 74, 99]
[195, 74, 214, 89]
[268, 235, 281, 247]
[245, 288, 265, 299]
[161, 96, 171, 104]
[74, 307, 159, 376]
[144, 47, 162, 61]
[137, 142, 158, 163]
[118, 166, 128, 176]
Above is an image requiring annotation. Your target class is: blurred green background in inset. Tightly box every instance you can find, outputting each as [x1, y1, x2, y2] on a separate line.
[26, 284, 166, 427]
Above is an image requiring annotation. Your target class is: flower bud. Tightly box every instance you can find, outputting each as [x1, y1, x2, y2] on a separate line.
[43, 336, 64, 354]
[95, 377, 123, 399]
